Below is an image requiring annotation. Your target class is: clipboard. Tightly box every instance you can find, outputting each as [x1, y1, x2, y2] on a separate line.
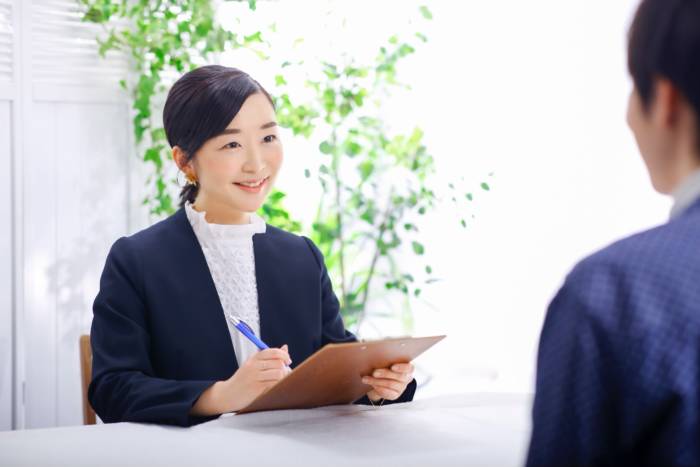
[236, 335, 445, 414]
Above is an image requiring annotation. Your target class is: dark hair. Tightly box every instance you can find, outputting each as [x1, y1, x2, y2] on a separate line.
[163, 65, 275, 208]
[628, 0, 700, 148]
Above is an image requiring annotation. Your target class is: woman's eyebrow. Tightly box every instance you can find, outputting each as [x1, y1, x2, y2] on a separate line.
[219, 121, 278, 135]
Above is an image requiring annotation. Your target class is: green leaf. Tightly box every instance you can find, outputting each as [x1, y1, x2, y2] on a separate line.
[425, 265, 432, 274]
[345, 141, 362, 157]
[466, 193, 473, 201]
[150, 127, 166, 141]
[274, 74, 287, 86]
[269, 191, 286, 202]
[304, 169, 311, 178]
[412, 241, 425, 255]
[143, 146, 163, 170]
[481, 182, 491, 191]
[248, 0, 257, 11]
[360, 205, 376, 224]
[358, 161, 374, 180]
[319, 141, 334, 154]
[398, 44, 416, 57]
[244, 31, 263, 44]
[419, 5, 433, 20]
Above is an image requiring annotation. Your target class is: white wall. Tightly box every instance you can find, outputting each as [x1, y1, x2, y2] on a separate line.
[392, 0, 672, 396]
[0, 99, 11, 430]
[219, 0, 671, 396]
[4, 0, 133, 429]
[0, 0, 17, 432]
[4, 0, 674, 429]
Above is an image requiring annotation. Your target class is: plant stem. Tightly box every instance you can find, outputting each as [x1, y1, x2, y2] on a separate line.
[330, 126, 348, 308]
[355, 187, 394, 331]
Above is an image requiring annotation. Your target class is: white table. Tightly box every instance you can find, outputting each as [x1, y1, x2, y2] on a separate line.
[0, 393, 532, 467]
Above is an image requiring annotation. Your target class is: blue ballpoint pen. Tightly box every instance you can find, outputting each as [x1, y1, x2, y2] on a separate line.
[227, 313, 292, 370]
[226, 313, 269, 350]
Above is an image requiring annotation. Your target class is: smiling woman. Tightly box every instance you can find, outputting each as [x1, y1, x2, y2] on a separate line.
[87, 65, 419, 427]
[164, 66, 282, 224]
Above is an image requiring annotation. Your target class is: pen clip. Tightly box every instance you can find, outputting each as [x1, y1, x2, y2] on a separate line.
[228, 313, 252, 333]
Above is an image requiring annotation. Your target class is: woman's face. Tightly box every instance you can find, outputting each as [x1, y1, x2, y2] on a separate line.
[188, 92, 283, 215]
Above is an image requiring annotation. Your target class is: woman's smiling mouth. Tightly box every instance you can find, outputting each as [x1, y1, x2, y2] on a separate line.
[234, 176, 269, 193]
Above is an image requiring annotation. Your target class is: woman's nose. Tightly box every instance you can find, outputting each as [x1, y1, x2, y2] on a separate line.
[242, 146, 265, 173]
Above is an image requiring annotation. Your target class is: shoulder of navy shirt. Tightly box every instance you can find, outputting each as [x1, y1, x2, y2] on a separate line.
[88, 206, 416, 427]
[527, 198, 700, 466]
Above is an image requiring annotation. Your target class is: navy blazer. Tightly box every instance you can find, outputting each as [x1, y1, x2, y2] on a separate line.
[527, 198, 700, 466]
[89, 207, 416, 427]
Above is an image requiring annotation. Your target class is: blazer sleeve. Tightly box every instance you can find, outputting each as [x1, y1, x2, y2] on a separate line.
[88, 237, 218, 427]
[302, 236, 417, 405]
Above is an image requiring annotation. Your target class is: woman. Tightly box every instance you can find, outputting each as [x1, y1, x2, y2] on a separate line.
[88, 65, 417, 427]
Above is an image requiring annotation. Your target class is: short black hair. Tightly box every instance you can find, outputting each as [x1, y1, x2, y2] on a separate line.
[628, 0, 700, 144]
[163, 65, 274, 208]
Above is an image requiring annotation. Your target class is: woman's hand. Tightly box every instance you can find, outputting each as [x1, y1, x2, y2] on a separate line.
[220, 345, 292, 413]
[362, 362, 415, 402]
[190, 346, 291, 417]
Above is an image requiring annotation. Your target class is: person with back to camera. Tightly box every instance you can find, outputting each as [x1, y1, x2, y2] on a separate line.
[527, 0, 700, 464]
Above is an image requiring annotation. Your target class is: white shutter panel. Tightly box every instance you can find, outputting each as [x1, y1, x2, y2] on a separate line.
[0, 0, 13, 86]
[31, 0, 130, 98]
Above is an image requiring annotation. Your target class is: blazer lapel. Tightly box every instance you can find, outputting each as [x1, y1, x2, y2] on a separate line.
[171, 207, 239, 373]
[253, 230, 286, 350]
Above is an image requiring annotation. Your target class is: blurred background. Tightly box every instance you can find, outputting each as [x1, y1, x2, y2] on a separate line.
[0, 0, 669, 430]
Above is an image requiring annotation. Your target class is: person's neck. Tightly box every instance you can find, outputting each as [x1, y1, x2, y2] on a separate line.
[191, 196, 251, 225]
[668, 151, 700, 194]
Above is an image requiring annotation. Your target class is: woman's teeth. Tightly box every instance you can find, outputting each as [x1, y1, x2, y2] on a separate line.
[237, 178, 266, 187]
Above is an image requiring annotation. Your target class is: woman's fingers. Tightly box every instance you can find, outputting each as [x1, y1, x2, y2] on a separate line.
[256, 357, 287, 371]
[368, 387, 401, 401]
[361, 363, 415, 401]
[389, 363, 414, 374]
[369, 368, 413, 383]
[362, 376, 405, 393]
[255, 347, 292, 365]
[257, 368, 287, 382]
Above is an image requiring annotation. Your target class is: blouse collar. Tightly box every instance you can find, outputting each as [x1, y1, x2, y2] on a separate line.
[184, 201, 266, 241]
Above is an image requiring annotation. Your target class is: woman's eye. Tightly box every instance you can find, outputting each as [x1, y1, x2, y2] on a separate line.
[223, 141, 241, 149]
[263, 135, 277, 143]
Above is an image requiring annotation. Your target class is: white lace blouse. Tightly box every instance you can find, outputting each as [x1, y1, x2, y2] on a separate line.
[184, 201, 266, 367]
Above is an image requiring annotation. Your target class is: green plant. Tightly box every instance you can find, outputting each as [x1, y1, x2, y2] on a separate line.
[78, 0, 297, 223]
[272, 9, 489, 331]
[81, 0, 490, 333]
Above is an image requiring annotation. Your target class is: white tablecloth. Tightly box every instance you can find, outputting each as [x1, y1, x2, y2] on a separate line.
[0, 393, 532, 467]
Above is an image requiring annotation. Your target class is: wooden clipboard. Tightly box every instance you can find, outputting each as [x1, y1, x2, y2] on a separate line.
[236, 335, 445, 414]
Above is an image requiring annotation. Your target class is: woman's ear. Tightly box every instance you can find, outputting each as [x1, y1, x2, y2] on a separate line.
[172, 146, 187, 171]
[172, 146, 197, 180]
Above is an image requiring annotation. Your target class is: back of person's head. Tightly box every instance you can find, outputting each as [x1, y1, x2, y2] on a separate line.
[628, 0, 700, 146]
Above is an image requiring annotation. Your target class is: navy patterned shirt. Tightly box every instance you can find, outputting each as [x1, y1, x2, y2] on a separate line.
[527, 197, 700, 466]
